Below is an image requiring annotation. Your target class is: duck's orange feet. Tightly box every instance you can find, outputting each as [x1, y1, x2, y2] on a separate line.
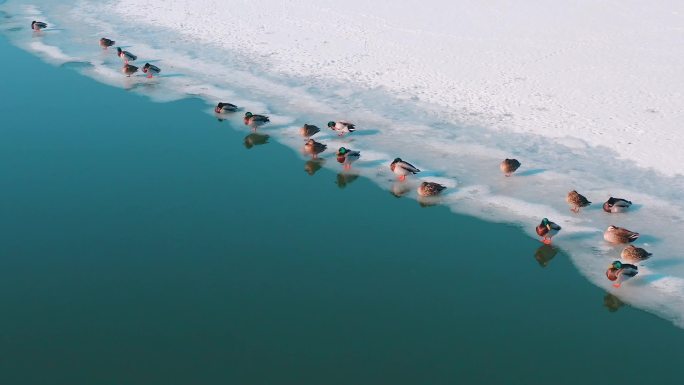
[612, 283, 621, 288]
[399, 175, 406, 181]
[542, 238, 552, 245]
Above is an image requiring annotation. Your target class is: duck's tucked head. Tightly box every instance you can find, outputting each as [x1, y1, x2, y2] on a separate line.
[306, 139, 314, 145]
[612, 261, 623, 269]
[338, 147, 348, 155]
[116, 47, 122, 53]
[541, 218, 549, 226]
[392, 158, 402, 164]
[245, 112, 253, 118]
[327, 121, 335, 127]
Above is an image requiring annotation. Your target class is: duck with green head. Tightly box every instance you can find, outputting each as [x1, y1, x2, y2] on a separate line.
[606, 260, 638, 288]
[328, 121, 356, 136]
[535, 218, 561, 244]
[244, 112, 270, 128]
[336, 147, 360, 170]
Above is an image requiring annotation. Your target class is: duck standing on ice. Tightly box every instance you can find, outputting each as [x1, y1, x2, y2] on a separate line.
[303, 139, 327, 159]
[536, 218, 561, 244]
[99, 38, 115, 49]
[336, 147, 360, 170]
[299, 124, 320, 138]
[122, 64, 138, 77]
[328, 121, 356, 136]
[606, 261, 638, 288]
[244, 112, 270, 128]
[116, 47, 137, 64]
[500, 158, 521, 177]
[31, 21, 47, 31]
[603, 197, 632, 213]
[566, 190, 591, 213]
[142, 63, 161, 78]
[390, 158, 420, 181]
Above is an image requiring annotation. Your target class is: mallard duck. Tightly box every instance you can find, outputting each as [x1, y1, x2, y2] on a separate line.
[303, 139, 327, 159]
[299, 124, 320, 138]
[243, 133, 269, 149]
[500, 158, 521, 177]
[142, 63, 161, 78]
[328, 121, 356, 136]
[31, 21, 47, 31]
[417, 182, 446, 197]
[604, 225, 639, 244]
[390, 158, 420, 181]
[535, 218, 561, 244]
[336, 147, 360, 170]
[603, 197, 632, 213]
[621, 245, 652, 263]
[122, 64, 138, 77]
[606, 261, 638, 288]
[215, 102, 238, 114]
[99, 37, 115, 49]
[244, 112, 270, 127]
[566, 190, 591, 213]
[116, 47, 137, 64]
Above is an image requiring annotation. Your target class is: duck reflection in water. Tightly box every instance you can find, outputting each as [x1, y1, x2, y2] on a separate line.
[244, 133, 270, 149]
[304, 159, 325, 176]
[534, 244, 558, 267]
[390, 181, 411, 198]
[336, 172, 359, 189]
[603, 293, 625, 313]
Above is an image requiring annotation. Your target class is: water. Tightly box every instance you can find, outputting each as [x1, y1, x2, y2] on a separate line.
[1, 33, 684, 384]
[3, 0, 684, 327]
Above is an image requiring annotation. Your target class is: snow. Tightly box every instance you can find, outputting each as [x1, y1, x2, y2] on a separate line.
[111, 0, 684, 176]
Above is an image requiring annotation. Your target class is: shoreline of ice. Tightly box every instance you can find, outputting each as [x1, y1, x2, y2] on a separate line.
[2, 0, 684, 328]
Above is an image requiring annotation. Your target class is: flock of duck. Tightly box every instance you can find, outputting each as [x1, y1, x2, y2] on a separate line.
[30, 20, 650, 289]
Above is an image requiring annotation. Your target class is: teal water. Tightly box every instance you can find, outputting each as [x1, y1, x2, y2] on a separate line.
[1, 36, 682, 385]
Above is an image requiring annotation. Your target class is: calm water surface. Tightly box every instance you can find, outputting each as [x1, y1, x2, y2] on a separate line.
[0, 37, 682, 385]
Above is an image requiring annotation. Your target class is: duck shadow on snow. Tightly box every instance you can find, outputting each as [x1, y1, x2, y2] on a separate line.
[516, 168, 546, 177]
[61, 60, 94, 70]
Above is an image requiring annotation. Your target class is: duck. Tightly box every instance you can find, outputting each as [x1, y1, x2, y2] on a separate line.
[390, 158, 421, 181]
[536, 218, 561, 244]
[122, 64, 138, 77]
[566, 190, 591, 213]
[31, 21, 47, 31]
[303, 139, 327, 159]
[244, 112, 270, 127]
[99, 38, 115, 49]
[142, 63, 161, 78]
[500, 158, 521, 177]
[603, 197, 632, 213]
[417, 182, 446, 197]
[606, 261, 638, 288]
[604, 225, 639, 244]
[116, 47, 137, 64]
[299, 124, 320, 138]
[621, 245, 652, 263]
[328, 121, 356, 136]
[214, 102, 238, 114]
[336, 147, 360, 170]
